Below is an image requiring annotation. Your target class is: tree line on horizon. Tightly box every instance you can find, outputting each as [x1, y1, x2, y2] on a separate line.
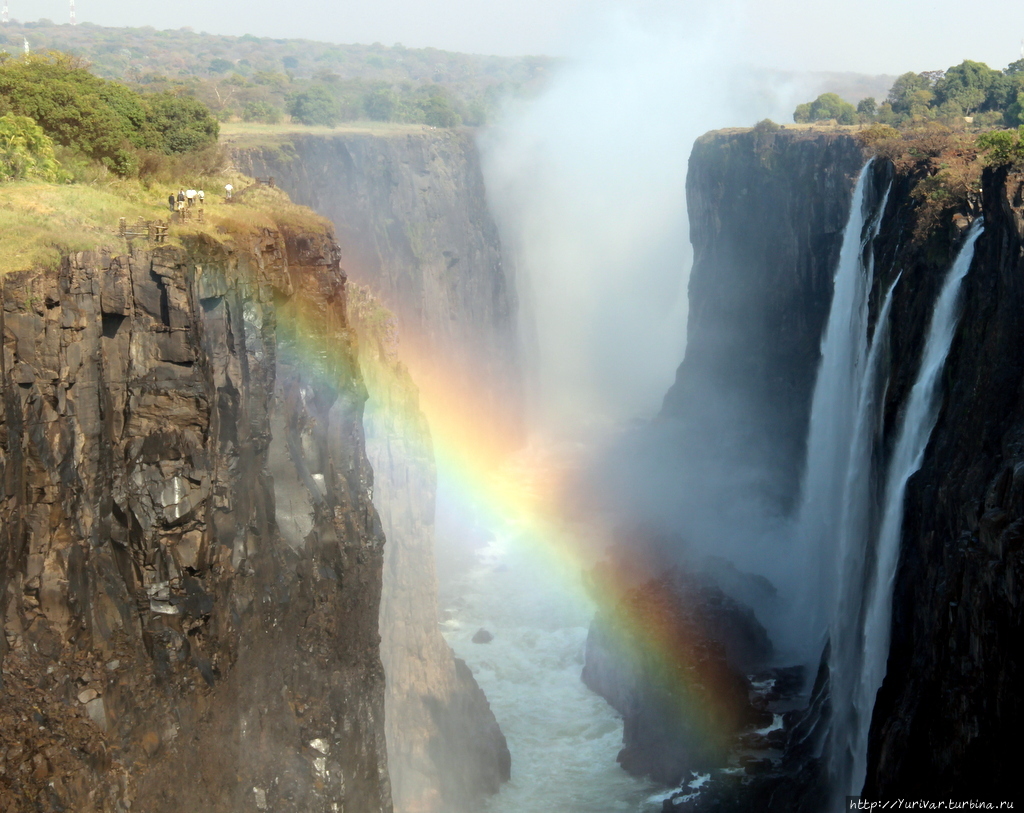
[794, 59, 1024, 129]
[0, 21, 553, 128]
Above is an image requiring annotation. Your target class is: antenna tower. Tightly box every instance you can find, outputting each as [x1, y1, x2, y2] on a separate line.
[70, 0, 75, 25]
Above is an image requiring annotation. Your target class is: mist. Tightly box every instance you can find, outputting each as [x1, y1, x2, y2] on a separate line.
[477, 4, 825, 660]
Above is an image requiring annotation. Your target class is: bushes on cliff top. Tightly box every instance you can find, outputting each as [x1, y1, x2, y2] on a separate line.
[977, 127, 1024, 167]
[793, 92, 857, 125]
[0, 51, 219, 177]
[0, 114, 63, 182]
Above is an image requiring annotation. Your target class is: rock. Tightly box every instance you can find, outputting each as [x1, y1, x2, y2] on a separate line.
[140, 731, 161, 757]
[77, 688, 98, 705]
[84, 698, 107, 731]
[0, 223, 391, 811]
[471, 629, 493, 644]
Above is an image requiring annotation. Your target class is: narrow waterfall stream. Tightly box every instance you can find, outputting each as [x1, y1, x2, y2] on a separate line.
[848, 218, 985, 796]
[791, 162, 984, 806]
[791, 160, 889, 656]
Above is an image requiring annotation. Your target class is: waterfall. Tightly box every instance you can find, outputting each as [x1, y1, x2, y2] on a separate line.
[846, 218, 984, 796]
[828, 273, 898, 795]
[792, 160, 888, 655]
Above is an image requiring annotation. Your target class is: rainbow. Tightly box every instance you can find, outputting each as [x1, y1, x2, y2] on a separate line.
[271, 233, 749, 774]
[335, 284, 753, 772]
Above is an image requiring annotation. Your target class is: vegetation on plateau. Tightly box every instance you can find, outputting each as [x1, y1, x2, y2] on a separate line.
[794, 58, 1024, 130]
[0, 21, 553, 128]
[0, 51, 219, 178]
[0, 49, 328, 276]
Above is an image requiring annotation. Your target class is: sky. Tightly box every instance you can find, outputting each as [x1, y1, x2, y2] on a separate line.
[9, 0, 1024, 76]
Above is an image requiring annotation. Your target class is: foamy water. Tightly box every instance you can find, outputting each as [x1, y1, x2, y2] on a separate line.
[440, 524, 668, 812]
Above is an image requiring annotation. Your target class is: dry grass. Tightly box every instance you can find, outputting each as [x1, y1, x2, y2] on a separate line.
[0, 171, 332, 276]
[218, 120, 435, 150]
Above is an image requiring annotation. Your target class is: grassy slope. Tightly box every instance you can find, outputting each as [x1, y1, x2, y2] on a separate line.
[0, 171, 331, 276]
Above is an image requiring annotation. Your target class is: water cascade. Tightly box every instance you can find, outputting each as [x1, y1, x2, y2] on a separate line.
[796, 182, 983, 804]
[791, 160, 889, 657]
[828, 273, 898, 795]
[847, 218, 985, 796]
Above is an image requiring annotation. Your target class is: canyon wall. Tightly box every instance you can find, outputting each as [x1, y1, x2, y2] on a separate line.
[234, 130, 521, 440]
[349, 286, 510, 813]
[662, 128, 867, 508]
[234, 130, 518, 812]
[0, 219, 392, 811]
[603, 128, 1022, 808]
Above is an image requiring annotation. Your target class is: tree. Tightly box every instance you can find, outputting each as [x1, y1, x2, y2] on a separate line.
[145, 92, 219, 153]
[887, 72, 935, 115]
[857, 97, 877, 118]
[419, 94, 460, 128]
[791, 92, 856, 125]
[934, 60, 1000, 114]
[0, 114, 62, 181]
[363, 87, 398, 121]
[242, 100, 282, 124]
[287, 86, 338, 126]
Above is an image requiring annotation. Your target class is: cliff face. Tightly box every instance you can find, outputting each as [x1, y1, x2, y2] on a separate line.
[663, 129, 866, 508]
[348, 287, 510, 813]
[862, 163, 1024, 801]
[234, 130, 518, 811]
[234, 131, 521, 440]
[641, 129, 1022, 807]
[0, 226, 391, 811]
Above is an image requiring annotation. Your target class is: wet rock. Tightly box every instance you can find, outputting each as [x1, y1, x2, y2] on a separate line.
[471, 628, 493, 644]
[1, 228, 392, 812]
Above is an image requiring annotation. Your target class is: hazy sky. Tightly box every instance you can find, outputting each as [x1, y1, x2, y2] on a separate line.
[13, 0, 1024, 75]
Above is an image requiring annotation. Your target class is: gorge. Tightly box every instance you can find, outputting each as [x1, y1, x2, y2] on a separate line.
[1, 117, 1021, 813]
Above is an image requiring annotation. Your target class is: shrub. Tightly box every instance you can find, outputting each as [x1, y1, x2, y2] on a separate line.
[242, 100, 282, 124]
[287, 86, 338, 126]
[0, 114, 63, 181]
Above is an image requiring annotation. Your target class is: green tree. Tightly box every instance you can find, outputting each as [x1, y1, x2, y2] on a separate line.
[419, 94, 460, 127]
[208, 58, 233, 74]
[977, 126, 1024, 166]
[363, 87, 398, 121]
[887, 72, 935, 115]
[857, 97, 877, 118]
[0, 113, 62, 181]
[934, 60, 1000, 114]
[145, 92, 220, 153]
[241, 100, 282, 124]
[792, 92, 856, 125]
[287, 86, 338, 125]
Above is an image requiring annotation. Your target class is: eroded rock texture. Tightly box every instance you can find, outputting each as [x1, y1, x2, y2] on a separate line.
[0, 229, 392, 812]
[349, 288, 509, 813]
[236, 131, 519, 812]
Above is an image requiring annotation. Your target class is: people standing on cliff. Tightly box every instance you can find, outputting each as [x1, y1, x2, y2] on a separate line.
[168, 193, 175, 212]
[198, 189, 205, 206]
[186, 188, 197, 207]
[224, 183, 233, 201]
[177, 189, 185, 208]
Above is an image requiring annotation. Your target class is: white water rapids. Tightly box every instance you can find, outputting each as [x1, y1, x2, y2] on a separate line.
[437, 477, 677, 813]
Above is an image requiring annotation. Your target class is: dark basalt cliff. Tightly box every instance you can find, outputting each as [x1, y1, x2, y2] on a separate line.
[663, 129, 867, 507]
[603, 129, 1022, 808]
[862, 162, 1024, 802]
[0, 226, 391, 811]
[234, 130, 518, 812]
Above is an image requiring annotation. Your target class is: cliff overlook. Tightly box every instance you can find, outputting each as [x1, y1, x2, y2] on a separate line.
[0, 173, 393, 812]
